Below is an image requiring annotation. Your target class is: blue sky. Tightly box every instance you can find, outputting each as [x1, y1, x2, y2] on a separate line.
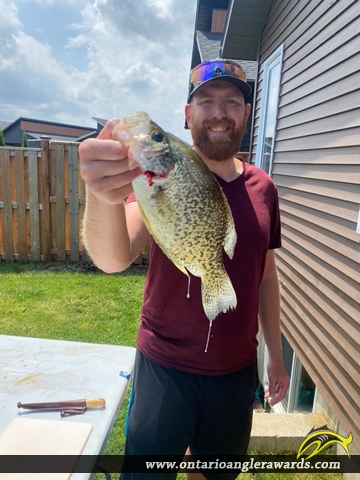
[0, 0, 196, 142]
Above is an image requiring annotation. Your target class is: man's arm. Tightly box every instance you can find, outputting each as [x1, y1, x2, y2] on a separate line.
[79, 119, 149, 273]
[258, 249, 289, 406]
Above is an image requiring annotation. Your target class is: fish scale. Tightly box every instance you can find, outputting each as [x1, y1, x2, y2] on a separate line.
[113, 112, 237, 349]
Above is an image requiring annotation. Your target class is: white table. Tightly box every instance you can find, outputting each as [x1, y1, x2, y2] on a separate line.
[0, 335, 136, 479]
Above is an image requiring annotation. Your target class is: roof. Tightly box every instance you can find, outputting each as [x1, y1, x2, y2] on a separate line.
[92, 117, 108, 127]
[0, 121, 11, 131]
[25, 132, 86, 143]
[2, 117, 98, 144]
[220, 0, 272, 60]
[76, 130, 99, 142]
[2, 117, 96, 133]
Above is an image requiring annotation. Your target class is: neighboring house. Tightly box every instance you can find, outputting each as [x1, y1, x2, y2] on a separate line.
[190, 0, 360, 454]
[2, 117, 100, 147]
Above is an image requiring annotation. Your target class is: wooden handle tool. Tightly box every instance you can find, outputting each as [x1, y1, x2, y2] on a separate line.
[17, 398, 106, 410]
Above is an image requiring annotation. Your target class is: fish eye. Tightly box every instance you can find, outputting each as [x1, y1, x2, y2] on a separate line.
[151, 131, 164, 142]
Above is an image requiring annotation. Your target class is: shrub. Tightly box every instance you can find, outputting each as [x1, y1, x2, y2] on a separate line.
[22, 130, 29, 148]
[0, 129, 5, 146]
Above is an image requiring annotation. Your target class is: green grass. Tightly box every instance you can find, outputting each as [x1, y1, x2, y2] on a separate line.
[0, 262, 344, 479]
[0, 261, 145, 345]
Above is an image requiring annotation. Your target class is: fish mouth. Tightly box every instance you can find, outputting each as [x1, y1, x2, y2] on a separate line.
[143, 169, 172, 187]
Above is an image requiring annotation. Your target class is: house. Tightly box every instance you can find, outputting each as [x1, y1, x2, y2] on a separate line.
[2, 117, 101, 147]
[190, 0, 360, 454]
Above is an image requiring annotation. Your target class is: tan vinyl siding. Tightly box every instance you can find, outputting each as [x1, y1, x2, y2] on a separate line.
[251, 0, 360, 449]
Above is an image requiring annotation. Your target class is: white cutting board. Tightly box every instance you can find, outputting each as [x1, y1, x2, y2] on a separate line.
[0, 417, 93, 480]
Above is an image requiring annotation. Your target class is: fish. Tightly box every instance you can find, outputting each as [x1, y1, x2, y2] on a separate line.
[112, 112, 237, 333]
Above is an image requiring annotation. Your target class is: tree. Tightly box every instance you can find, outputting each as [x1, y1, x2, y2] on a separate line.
[0, 129, 5, 146]
[22, 130, 29, 148]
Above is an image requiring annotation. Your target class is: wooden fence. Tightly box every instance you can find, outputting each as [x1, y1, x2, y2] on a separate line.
[0, 141, 87, 262]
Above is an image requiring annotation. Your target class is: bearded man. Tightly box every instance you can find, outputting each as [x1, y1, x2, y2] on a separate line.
[79, 58, 289, 480]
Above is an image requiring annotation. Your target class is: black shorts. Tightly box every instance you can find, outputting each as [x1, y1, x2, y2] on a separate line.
[121, 349, 257, 480]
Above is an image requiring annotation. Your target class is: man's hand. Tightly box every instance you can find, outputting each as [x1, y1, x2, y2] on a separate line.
[79, 118, 142, 205]
[264, 357, 290, 406]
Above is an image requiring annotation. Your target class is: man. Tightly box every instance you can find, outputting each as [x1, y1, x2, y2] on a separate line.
[79, 59, 289, 479]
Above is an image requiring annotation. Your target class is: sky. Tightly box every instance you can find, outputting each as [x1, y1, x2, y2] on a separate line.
[0, 0, 197, 142]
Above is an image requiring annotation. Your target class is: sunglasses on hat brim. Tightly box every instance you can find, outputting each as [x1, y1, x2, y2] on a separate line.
[190, 60, 247, 86]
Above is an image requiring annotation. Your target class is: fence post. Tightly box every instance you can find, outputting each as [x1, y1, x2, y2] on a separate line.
[1, 149, 14, 261]
[68, 145, 79, 261]
[55, 144, 66, 261]
[28, 150, 40, 261]
[14, 150, 27, 261]
[39, 141, 51, 262]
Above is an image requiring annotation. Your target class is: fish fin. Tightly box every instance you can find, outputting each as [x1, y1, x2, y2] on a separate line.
[201, 269, 237, 321]
[141, 210, 190, 278]
[185, 263, 201, 277]
[223, 211, 237, 260]
[154, 240, 190, 278]
[169, 257, 189, 277]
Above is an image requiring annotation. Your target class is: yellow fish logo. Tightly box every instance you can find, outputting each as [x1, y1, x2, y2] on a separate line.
[297, 425, 353, 459]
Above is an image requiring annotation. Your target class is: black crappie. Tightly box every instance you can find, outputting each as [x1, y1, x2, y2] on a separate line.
[112, 112, 237, 326]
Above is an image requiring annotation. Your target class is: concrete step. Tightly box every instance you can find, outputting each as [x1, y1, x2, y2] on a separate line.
[249, 412, 328, 453]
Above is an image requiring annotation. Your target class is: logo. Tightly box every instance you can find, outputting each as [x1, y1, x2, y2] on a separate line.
[297, 425, 353, 460]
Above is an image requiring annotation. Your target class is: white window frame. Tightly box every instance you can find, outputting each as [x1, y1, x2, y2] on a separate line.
[286, 353, 302, 413]
[255, 45, 284, 176]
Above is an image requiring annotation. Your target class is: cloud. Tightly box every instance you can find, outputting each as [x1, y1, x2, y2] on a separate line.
[92, 0, 176, 41]
[0, 0, 196, 142]
[1, 0, 21, 30]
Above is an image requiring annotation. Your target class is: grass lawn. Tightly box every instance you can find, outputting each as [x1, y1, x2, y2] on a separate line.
[0, 261, 344, 479]
[0, 261, 145, 345]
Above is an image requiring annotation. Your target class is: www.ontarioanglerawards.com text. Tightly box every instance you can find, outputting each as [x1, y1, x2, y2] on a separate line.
[145, 456, 341, 473]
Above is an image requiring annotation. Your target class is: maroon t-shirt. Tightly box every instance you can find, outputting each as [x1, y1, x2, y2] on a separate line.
[126, 161, 281, 375]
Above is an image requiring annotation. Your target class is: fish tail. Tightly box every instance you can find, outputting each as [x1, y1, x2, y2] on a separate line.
[201, 269, 237, 321]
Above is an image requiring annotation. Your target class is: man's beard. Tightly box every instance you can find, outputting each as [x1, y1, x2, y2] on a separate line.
[189, 112, 247, 162]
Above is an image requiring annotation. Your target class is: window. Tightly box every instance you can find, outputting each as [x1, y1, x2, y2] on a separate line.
[276, 335, 316, 413]
[286, 354, 315, 413]
[211, 9, 227, 33]
[279, 333, 294, 412]
[294, 363, 316, 412]
[258, 333, 316, 413]
[255, 45, 284, 176]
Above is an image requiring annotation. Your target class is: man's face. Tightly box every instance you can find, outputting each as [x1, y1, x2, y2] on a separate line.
[185, 81, 250, 162]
